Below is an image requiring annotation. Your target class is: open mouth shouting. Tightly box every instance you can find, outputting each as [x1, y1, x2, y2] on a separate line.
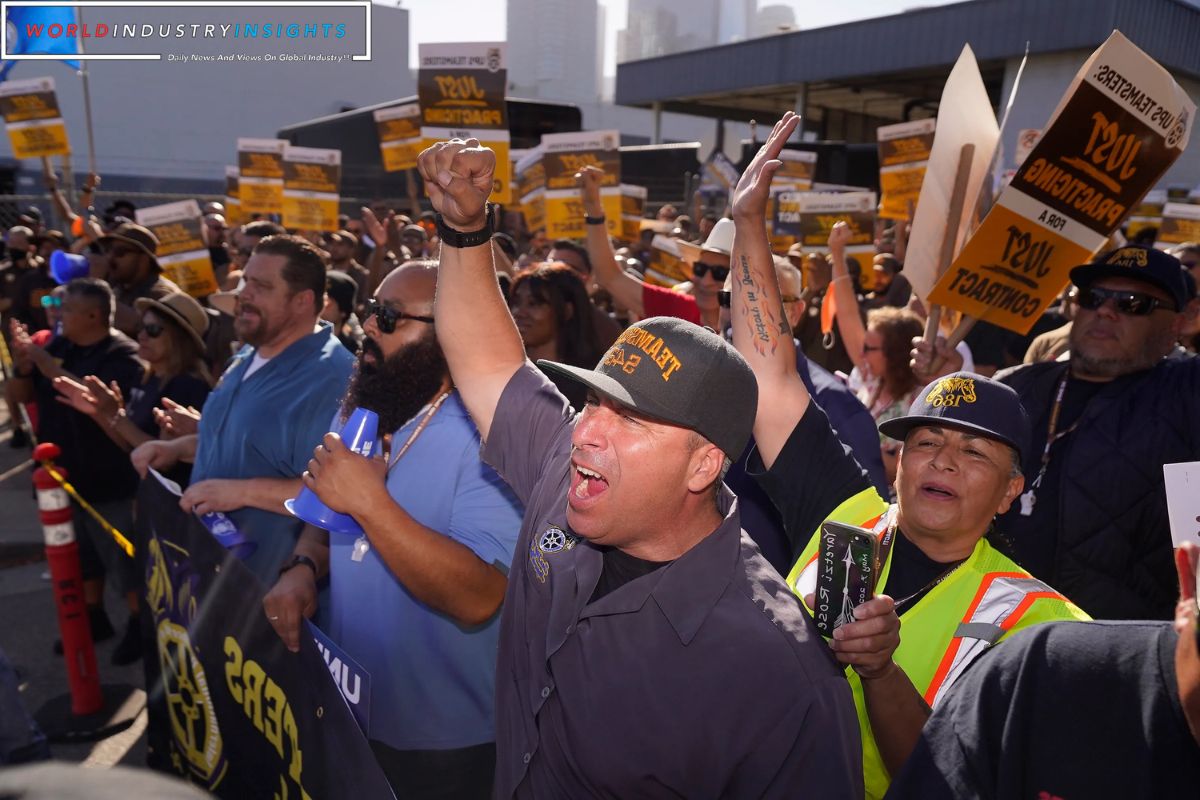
[569, 460, 610, 509]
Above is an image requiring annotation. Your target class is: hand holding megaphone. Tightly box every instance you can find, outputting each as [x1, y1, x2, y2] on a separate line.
[286, 408, 385, 535]
[302, 430, 390, 517]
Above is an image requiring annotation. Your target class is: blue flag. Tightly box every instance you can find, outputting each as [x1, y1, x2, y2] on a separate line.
[1, 7, 83, 81]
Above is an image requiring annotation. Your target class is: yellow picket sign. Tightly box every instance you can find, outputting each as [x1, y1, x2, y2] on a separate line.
[375, 103, 423, 172]
[419, 42, 512, 204]
[0, 77, 71, 159]
[137, 200, 219, 298]
[929, 31, 1195, 334]
[878, 118, 935, 220]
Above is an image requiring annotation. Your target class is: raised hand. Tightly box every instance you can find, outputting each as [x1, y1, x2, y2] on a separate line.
[731, 111, 801, 222]
[417, 139, 495, 231]
[360, 205, 388, 247]
[576, 165, 605, 217]
[828, 220, 854, 255]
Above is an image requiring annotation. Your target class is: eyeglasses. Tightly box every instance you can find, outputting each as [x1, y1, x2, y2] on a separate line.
[365, 300, 434, 333]
[141, 321, 166, 338]
[1077, 285, 1176, 316]
[40, 295, 62, 308]
[692, 262, 730, 282]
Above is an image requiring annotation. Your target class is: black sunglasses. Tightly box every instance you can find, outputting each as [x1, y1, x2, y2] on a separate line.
[693, 262, 731, 282]
[141, 321, 166, 338]
[1077, 285, 1175, 316]
[365, 300, 434, 333]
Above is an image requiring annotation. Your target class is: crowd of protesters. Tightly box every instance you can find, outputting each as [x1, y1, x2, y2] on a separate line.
[1, 109, 1199, 797]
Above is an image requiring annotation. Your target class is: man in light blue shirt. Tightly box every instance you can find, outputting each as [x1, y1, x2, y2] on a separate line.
[132, 235, 355, 583]
[263, 261, 522, 800]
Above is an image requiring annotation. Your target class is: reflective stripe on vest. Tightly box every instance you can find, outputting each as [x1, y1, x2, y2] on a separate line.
[923, 571, 1064, 707]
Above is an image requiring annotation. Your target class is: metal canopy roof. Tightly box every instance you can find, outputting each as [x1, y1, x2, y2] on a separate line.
[614, 0, 1200, 124]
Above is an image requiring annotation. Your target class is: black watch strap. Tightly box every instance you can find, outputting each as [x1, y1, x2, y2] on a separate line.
[279, 554, 318, 579]
[584, 214, 606, 226]
[436, 204, 495, 249]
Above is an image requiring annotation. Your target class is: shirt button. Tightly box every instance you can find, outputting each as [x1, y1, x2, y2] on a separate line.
[523, 752, 532, 764]
[541, 686, 551, 698]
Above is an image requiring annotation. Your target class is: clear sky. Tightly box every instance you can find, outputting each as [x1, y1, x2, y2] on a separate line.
[396, 0, 962, 73]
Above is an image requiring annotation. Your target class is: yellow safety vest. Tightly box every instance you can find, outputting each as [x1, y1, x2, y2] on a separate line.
[788, 493, 1090, 800]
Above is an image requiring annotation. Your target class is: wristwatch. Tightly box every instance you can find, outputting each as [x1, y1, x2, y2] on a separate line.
[435, 204, 495, 249]
[278, 554, 318, 579]
[584, 214, 606, 226]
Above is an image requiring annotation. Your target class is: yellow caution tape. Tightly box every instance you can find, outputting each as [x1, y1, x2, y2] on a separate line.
[40, 461, 135, 558]
[0, 331, 14, 374]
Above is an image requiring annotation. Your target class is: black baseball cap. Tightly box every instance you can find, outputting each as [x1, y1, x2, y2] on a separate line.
[538, 316, 758, 459]
[1070, 245, 1190, 310]
[878, 371, 1030, 461]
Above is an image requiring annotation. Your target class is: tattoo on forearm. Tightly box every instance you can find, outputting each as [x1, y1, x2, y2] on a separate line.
[736, 254, 786, 358]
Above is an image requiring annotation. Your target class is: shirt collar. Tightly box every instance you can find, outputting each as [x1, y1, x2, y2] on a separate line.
[581, 486, 742, 646]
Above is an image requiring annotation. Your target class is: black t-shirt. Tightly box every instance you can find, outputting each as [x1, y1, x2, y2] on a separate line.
[751, 402, 957, 613]
[997, 374, 1108, 581]
[589, 547, 670, 602]
[885, 530, 963, 610]
[886, 620, 1200, 799]
[126, 372, 212, 436]
[33, 332, 145, 502]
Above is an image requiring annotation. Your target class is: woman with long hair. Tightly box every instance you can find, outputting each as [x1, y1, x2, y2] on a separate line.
[509, 262, 604, 410]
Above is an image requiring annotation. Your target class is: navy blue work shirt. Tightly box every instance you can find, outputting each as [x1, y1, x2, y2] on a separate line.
[482, 364, 863, 799]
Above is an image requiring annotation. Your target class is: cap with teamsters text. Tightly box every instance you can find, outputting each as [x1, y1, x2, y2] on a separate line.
[538, 316, 758, 459]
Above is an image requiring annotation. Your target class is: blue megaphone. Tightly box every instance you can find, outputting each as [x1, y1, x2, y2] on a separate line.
[285, 407, 380, 535]
[49, 250, 90, 285]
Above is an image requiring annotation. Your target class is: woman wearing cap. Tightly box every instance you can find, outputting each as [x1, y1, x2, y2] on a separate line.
[509, 262, 604, 410]
[54, 291, 212, 457]
[729, 112, 1088, 800]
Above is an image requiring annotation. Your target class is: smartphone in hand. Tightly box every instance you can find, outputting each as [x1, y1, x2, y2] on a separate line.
[813, 521, 881, 638]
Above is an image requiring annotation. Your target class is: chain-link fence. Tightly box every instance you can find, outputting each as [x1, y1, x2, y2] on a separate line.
[0, 191, 415, 238]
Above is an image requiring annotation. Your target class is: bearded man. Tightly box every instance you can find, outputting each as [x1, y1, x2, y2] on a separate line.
[263, 261, 524, 800]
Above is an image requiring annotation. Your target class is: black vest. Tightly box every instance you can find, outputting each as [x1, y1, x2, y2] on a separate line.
[996, 355, 1200, 620]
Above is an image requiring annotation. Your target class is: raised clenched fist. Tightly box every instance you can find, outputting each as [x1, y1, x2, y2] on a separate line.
[417, 139, 495, 231]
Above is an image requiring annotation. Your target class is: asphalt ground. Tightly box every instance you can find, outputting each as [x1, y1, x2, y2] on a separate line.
[0, 389, 150, 769]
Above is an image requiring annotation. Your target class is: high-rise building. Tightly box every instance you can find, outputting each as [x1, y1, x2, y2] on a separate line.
[507, 0, 601, 103]
[619, 0, 757, 62]
[752, 4, 797, 37]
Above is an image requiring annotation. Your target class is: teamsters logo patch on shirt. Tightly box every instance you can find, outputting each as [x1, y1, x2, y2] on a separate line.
[529, 525, 577, 583]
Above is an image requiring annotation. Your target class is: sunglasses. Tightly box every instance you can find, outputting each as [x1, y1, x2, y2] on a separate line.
[141, 321, 166, 338]
[693, 262, 730, 282]
[365, 300, 434, 334]
[862, 344, 884, 354]
[109, 245, 138, 258]
[1077, 285, 1175, 316]
[40, 295, 62, 308]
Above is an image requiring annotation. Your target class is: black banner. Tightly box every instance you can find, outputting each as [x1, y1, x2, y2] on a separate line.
[136, 476, 394, 799]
